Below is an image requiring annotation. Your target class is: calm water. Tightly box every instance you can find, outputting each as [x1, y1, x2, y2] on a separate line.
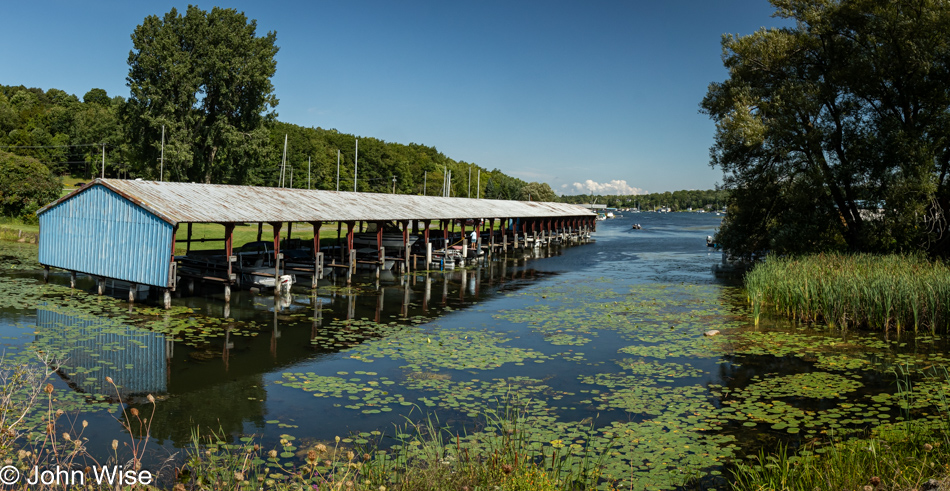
[3, 212, 944, 489]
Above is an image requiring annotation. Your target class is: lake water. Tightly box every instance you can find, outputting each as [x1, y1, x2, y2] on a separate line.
[2, 212, 946, 489]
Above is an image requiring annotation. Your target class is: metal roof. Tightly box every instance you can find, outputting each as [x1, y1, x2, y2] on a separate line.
[40, 179, 595, 225]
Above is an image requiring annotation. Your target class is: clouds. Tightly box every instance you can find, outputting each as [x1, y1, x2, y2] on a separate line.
[564, 179, 645, 196]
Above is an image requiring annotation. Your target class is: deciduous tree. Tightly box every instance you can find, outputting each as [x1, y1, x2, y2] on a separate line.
[125, 5, 279, 184]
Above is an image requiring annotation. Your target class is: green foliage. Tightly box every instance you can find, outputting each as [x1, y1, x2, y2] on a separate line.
[0, 151, 61, 221]
[560, 188, 729, 211]
[745, 253, 950, 332]
[125, 5, 279, 184]
[702, 0, 950, 257]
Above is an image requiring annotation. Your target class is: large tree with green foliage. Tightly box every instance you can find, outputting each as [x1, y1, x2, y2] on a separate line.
[702, 0, 950, 256]
[125, 5, 279, 184]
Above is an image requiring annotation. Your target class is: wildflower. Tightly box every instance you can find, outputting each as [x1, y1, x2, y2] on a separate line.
[363, 453, 370, 461]
[105, 377, 114, 385]
[147, 394, 155, 404]
[307, 449, 318, 464]
[44, 383, 54, 394]
[234, 471, 244, 482]
[173, 484, 186, 491]
[870, 476, 881, 485]
[346, 451, 355, 461]
[111, 439, 118, 450]
[62, 432, 71, 441]
[502, 464, 513, 475]
[55, 409, 64, 418]
[268, 450, 278, 459]
[81, 420, 88, 428]
[316, 443, 327, 453]
[130, 407, 139, 417]
[924, 444, 934, 452]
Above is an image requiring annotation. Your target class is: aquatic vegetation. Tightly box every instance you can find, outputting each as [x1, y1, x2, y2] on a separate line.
[746, 253, 950, 333]
[342, 329, 554, 371]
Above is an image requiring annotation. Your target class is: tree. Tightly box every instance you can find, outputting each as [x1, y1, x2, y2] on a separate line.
[125, 5, 279, 184]
[0, 151, 61, 222]
[519, 181, 557, 202]
[702, 0, 950, 256]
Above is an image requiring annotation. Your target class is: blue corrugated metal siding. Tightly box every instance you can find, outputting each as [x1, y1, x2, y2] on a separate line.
[37, 307, 168, 396]
[38, 185, 173, 288]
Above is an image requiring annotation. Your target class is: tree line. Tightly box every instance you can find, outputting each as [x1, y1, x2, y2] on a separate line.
[0, 83, 554, 199]
[559, 189, 729, 212]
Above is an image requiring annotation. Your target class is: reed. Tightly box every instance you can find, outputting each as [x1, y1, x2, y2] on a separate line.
[745, 253, 950, 333]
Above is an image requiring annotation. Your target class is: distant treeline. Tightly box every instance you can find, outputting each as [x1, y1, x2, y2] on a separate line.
[0, 84, 556, 200]
[559, 189, 729, 211]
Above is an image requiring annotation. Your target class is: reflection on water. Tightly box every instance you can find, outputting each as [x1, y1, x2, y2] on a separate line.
[37, 306, 171, 397]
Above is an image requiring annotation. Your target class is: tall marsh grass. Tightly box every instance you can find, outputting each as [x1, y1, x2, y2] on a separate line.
[745, 253, 950, 333]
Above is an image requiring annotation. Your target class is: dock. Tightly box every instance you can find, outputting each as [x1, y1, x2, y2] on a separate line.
[37, 179, 597, 308]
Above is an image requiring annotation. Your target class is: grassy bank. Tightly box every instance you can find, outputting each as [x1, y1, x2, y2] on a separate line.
[745, 253, 950, 333]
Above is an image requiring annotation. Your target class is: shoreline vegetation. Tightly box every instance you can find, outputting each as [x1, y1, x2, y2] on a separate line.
[745, 253, 950, 333]
[736, 253, 950, 490]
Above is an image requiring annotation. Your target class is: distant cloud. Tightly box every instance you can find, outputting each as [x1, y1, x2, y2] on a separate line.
[566, 179, 645, 196]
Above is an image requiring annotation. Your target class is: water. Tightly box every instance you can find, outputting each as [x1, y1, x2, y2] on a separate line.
[2, 212, 947, 489]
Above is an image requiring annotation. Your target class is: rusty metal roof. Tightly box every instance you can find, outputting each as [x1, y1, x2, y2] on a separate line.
[39, 179, 595, 225]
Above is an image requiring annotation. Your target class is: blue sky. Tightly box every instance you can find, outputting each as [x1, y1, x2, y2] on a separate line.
[1, 1, 788, 194]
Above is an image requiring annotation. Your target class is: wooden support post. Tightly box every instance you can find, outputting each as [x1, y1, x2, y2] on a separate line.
[337, 222, 343, 262]
[286, 221, 293, 241]
[186, 223, 193, 254]
[224, 222, 235, 287]
[97, 277, 105, 295]
[43, 265, 49, 283]
[311, 221, 323, 284]
[347, 249, 356, 284]
[401, 220, 409, 273]
[271, 222, 283, 295]
[462, 238, 468, 259]
[257, 222, 263, 242]
[475, 219, 482, 258]
[441, 220, 448, 252]
[164, 289, 172, 309]
[129, 284, 136, 303]
[426, 242, 432, 269]
[70, 271, 77, 289]
[224, 284, 231, 303]
[314, 252, 324, 287]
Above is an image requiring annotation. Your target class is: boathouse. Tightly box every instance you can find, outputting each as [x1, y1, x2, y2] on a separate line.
[37, 179, 596, 306]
